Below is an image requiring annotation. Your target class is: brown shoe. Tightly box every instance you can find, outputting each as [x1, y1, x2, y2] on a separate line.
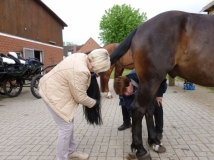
[68, 151, 89, 160]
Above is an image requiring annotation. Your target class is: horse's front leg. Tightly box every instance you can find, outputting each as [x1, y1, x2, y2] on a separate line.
[100, 64, 115, 98]
[131, 99, 151, 160]
[145, 100, 166, 153]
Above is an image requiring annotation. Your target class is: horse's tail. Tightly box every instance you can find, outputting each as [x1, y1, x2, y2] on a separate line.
[110, 28, 138, 64]
[83, 73, 102, 125]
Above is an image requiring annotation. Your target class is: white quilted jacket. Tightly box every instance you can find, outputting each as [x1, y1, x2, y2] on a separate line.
[39, 53, 96, 123]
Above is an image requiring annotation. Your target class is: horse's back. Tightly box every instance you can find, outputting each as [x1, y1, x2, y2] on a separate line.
[132, 11, 214, 86]
[103, 43, 119, 55]
[134, 11, 214, 52]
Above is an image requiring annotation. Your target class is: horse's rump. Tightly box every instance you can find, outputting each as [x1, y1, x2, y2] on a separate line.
[111, 11, 214, 86]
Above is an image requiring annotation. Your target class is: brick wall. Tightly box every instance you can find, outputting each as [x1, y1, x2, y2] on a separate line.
[0, 34, 63, 67]
[77, 37, 100, 53]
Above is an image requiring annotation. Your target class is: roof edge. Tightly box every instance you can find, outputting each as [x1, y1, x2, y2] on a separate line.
[201, 1, 214, 12]
[35, 0, 68, 27]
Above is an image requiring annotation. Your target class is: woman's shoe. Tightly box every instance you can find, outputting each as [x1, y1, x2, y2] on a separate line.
[68, 151, 89, 160]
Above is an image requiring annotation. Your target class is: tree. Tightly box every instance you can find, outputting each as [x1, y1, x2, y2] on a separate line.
[63, 42, 73, 46]
[99, 4, 147, 45]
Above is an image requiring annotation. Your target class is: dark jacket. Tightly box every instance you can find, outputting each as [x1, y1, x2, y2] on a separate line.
[119, 69, 167, 115]
[157, 79, 167, 97]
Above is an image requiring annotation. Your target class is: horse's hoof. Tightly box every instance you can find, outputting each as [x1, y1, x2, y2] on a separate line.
[125, 153, 136, 160]
[106, 92, 113, 99]
[106, 95, 113, 99]
[152, 143, 166, 153]
[128, 153, 136, 159]
[136, 151, 151, 160]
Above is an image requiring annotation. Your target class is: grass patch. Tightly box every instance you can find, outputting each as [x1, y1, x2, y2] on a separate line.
[207, 87, 214, 90]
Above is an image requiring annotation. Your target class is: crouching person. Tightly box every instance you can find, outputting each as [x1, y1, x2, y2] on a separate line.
[113, 69, 167, 142]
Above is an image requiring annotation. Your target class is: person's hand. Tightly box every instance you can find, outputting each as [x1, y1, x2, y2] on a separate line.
[93, 99, 100, 107]
[156, 97, 162, 106]
[95, 73, 100, 77]
[91, 73, 100, 78]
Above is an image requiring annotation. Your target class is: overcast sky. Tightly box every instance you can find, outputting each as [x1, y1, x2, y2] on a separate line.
[41, 0, 211, 46]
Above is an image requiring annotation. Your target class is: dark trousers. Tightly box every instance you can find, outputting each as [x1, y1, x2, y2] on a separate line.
[121, 103, 163, 133]
[121, 105, 131, 125]
[154, 103, 163, 133]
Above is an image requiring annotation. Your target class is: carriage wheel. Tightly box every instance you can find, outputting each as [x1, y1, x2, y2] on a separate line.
[31, 74, 43, 99]
[3, 78, 23, 97]
[0, 84, 5, 95]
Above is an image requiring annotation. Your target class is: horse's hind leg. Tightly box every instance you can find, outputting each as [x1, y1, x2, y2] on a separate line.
[131, 83, 166, 159]
[131, 99, 151, 160]
[145, 100, 166, 153]
[145, 100, 156, 145]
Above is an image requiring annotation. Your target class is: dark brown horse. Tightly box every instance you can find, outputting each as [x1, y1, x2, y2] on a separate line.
[100, 43, 134, 98]
[110, 11, 214, 160]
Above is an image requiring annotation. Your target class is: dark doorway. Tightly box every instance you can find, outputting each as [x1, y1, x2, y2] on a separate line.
[35, 50, 41, 61]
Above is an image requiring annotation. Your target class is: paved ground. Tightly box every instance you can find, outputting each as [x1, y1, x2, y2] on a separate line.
[1, 79, 214, 160]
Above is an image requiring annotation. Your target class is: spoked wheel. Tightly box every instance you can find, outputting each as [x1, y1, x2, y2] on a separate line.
[3, 78, 23, 97]
[31, 74, 43, 99]
[0, 84, 5, 95]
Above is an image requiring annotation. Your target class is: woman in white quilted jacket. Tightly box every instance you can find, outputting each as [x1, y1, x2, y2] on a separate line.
[39, 48, 110, 160]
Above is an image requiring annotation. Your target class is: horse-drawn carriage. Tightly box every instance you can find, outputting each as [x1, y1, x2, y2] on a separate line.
[0, 52, 56, 98]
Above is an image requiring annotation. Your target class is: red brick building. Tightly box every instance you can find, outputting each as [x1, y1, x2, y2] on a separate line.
[63, 37, 101, 57]
[0, 0, 67, 66]
[77, 37, 100, 53]
[201, 0, 214, 14]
